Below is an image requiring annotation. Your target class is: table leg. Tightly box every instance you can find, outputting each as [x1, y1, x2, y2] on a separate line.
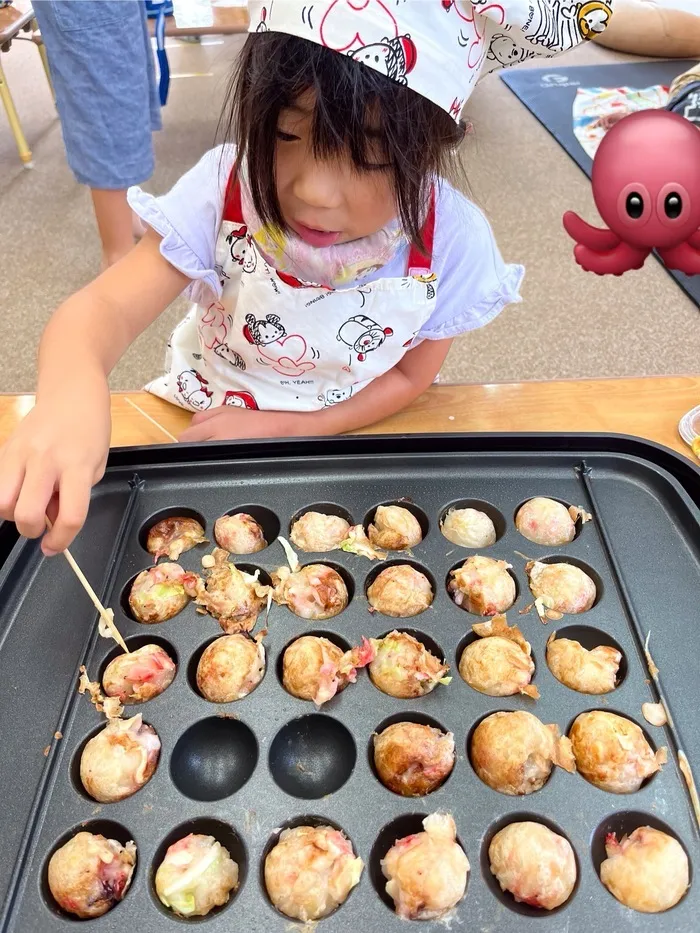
[0, 56, 32, 166]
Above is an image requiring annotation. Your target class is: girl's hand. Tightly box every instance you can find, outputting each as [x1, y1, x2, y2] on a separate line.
[0, 386, 111, 555]
[179, 407, 307, 442]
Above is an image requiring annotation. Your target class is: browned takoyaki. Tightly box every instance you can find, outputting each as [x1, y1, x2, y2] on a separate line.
[48, 831, 136, 919]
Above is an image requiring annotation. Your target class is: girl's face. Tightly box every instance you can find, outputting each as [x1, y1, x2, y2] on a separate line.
[274, 91, 397, 246]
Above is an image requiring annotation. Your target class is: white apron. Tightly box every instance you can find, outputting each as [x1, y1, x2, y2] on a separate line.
[147, 175, 439, 413]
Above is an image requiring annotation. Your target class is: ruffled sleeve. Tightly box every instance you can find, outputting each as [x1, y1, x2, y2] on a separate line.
[127, 144, 236, 306]
[417, 183, 524, 341]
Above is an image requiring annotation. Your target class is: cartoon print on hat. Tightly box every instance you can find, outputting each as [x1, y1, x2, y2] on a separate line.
[247, 0, 614, 118]
[577, 1, 613, 39]
[348, 34, 417, 86]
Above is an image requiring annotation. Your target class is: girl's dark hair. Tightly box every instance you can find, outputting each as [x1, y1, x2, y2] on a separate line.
[218, 32, 465, 251]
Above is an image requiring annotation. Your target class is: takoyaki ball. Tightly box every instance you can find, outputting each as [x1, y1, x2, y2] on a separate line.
[214, 512, 266, 554]
[155, 834, 239, 918]
[600, 826, 689, 913]
[367, 564, 434, 618]
[373, 723, 455, 796]
[128, 562, 195, 623]
[546, 632, 621, 694]
[471, 711, 575, 796]
[290, 511, 351, 553]
[196, 634, 265, 702]
[192, 548, 270, 633]
[527, 561, 596, 615]
[515, 498, 585, 547]
[448, 556, 516, 615]
[569, 711, 667, 793]
[146, 516, 207, 561]
[264, 825, 363, 922]
[369, 631, 450, 699]
[368, 505, 423, 552]
[272, 564, 348, 620]
[382, 813, 469, 920]
[282, 635, 374, 706]
[459, 615, 538, 698]
[80, 714, 160, 803]
[441, 508, 496, 548]
[48, 831, 136, 919]
[489, 822, 576, 910]
[102, 643, 176, 704]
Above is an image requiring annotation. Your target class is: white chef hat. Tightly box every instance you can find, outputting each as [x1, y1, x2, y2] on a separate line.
[248, 0, 614, 119]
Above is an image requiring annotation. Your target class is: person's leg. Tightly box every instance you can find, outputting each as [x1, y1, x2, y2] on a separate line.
[31, 1, 161, 268]
[90, 189, 136, 268]
[593, 0, 700, 58]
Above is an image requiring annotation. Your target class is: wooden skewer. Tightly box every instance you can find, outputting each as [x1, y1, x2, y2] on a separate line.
[125, 396, 178, 443]
[45, 518, 129, 653]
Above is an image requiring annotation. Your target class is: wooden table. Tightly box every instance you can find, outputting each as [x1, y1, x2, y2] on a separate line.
[147, 3, 248, 38]
[0, 376, 697, 459]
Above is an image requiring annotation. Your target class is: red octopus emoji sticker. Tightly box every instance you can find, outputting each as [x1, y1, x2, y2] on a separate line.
[563, 110, 700, 276]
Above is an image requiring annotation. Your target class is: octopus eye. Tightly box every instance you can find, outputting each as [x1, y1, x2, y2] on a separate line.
[664, 192, 682, 219]
[625, 192, 644, 219]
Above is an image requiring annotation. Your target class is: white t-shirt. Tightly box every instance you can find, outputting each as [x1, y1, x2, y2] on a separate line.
[129, 144, 524, 341]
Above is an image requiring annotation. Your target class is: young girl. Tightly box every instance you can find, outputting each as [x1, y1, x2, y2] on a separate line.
[0, 0, 613, 554]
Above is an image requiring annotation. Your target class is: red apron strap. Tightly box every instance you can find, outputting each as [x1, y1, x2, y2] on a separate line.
[222, 169, 244, 224]
[406, 186, 436, 275]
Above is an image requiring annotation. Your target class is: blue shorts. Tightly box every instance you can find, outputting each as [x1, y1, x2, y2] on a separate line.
[32, 0, 161, 189]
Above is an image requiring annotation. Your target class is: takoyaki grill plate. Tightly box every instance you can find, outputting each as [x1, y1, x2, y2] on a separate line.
[1, 433, 699, 932]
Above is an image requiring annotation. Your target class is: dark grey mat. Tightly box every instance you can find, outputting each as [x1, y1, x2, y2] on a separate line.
[501, 60, 700, 307]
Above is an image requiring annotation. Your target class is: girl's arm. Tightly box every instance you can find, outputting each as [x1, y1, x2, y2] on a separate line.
[179, 338, 453, 441]
[0, 230, 190, 554]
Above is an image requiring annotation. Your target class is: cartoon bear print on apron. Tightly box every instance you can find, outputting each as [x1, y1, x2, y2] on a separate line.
[146, 174, 438, 413]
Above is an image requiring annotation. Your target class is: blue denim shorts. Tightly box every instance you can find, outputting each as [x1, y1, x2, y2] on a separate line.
[32, 1, 161, 188]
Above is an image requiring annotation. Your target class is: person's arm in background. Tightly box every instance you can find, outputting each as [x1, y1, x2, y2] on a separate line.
[593, 0, 700, 58]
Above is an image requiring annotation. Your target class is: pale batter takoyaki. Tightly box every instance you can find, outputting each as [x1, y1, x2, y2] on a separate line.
[272, 564, 348, 620]
[369, 631, 450, 699]
[459, 615, 538, 698]
[526, 561, 597, 617]
[367, 564, 434, 617]
[546, 632, 621, 694]
[192, 548, 271, 633]
[282, 635, 375, 706]
[382, 813, 469, 920]
[448, 556, 516, 615]
[569, 711, 666, 793]
[155, 834, 239, 918]
[441, 507, 497, 548]
[489, 821, 576, 910]
[214, 512, 267, 554]
[373, 722, 455, 796]
[264, 825, 363, 921]
[515, 498, 590, 546]
[129, 563, 196, 623]
[290, 511, 351, 553]
[368, 505, 423, 552]
[196, 633, 265, 702]
[471, 710, 575, 795]
[102, 643, 176, 703]
[146, 516, 207, 561]
[600, 826, 689, 912]
[80, 714, 160, 803]
[48, 831, 136, 919]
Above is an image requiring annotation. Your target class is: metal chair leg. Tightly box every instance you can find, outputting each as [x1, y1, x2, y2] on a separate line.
[0, 56, 32, 166]
[32, 22, 55, 102]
